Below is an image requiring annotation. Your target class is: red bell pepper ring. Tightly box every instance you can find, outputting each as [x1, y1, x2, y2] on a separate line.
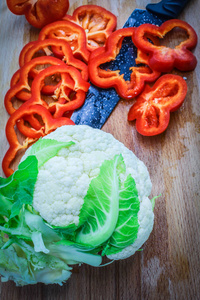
[128, 74, 187, 136]
[6, 0, 69, 29]
[38, 20, 91, 63]
[88, 27, 161, 100]
[132, 19, 198, 73]
[10, 67, 64, 100]
[18, 114, 43, 132]
[63, 5, 117, 52]
[2, 104, 74, 177]
[10, 69, 32, 101]
[19, 39, 89, 82]
[12, 64, 90, 119]
[5, 56, 67, 115]
[18, 41, 36, 68]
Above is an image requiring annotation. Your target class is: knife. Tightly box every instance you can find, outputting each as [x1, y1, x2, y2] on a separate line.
[71, 0, 190, 128]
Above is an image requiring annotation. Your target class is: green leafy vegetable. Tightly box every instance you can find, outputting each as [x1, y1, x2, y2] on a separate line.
[48, 240, 102, 267]
[0, 138, 103, 286]
[0, 138, 75, 220]
[75, 155, 125, 247]
[0, 236, 72, 286]
[28, 138, 75, 167]
[151, 194, 161, 211]
[0, 155, 38, 219]
[102, 174, 140, 256]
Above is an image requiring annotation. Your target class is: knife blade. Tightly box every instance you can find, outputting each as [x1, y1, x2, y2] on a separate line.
[71, 0, 190, 128]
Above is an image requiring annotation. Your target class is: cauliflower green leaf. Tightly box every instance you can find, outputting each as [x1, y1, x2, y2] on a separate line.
[28, 138, 75, 168]
[0, 237, 72, 286]
[74, 155, 140, 255]
[0, 155, 38, 219]
[48, 240, 102, 267]
[0, 126, 155, 286]
[0, 138, 75, 220]
[102, 174, 140, 256]
[75, 155, 125, 247]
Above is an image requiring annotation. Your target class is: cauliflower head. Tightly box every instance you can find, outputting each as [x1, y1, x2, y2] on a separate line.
[29, 125, 154, 260]
[0, 125, 156, 286]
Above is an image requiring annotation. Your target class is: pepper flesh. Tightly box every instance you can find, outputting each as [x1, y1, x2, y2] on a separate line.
[88, 27, 161, 100]
[132, 19, 198, 72]
[63, 5, 117, 52]
[38, 20, 91, 63]
[6, 0, 69, 28]
[128, 74, 187, 136]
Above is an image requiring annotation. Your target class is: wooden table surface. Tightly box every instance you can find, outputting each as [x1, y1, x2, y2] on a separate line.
[0, 0, 200, 299]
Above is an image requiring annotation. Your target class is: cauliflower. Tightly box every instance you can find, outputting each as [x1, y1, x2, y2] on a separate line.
[0, 125, 156, 286]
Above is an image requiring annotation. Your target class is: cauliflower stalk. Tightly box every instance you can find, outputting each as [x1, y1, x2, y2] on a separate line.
[0, 125, 156, 286]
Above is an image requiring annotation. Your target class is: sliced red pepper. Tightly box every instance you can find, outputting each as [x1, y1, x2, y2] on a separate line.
[9, 39, 89, 108]
[5, 56, 67, 115]
[63, 5, 117, 52]
[28, 65, 90, 114]
[38, 20, 91, 63]
[88, 27, 161, 100]
[2, 104, 74, 177]
[6, 64, 90, 119]
[128, 74, 187, 136]
[19, 39, 89, 82]
[25, 65, 88, 115]
[18, 41, 36, 68]
[10, 68, 64, 100]
[6, 0, 69, 29]
[132, 19, 198, 72]
[10, 69, 31, 102]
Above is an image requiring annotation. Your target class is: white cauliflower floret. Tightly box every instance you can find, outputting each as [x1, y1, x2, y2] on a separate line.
[31, 125, 152, 229]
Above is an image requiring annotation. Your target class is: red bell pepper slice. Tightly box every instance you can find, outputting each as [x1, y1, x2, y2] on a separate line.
[27, 65, 90, 114]
[38, 20, 91, 63]
[5, 56, 67, 115]
[19, 39, 89, 82]
[18, 41, 36, 67]
[88, 27, 161, 100]
[132, 19, 198, 73]
[10, 67, 64, 100]
[63, 5, 117, 52]
[128, 74, 187, 136]
[6, 0, 69, 29]
[9, 39, 89, 108]
[2, 104, 74, 177]
[6, 64, 90, 119]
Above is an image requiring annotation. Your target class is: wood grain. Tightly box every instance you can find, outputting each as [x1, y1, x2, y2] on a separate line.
[0, 0, 199, 299]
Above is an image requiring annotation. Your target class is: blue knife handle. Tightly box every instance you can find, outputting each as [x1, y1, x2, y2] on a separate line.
[146, 0, 191, 19]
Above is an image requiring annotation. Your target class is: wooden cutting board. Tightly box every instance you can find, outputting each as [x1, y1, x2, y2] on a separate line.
[0, 0, 199, 299]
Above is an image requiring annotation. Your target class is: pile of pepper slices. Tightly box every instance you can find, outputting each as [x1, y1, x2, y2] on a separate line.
[3, 4, 198, 177]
